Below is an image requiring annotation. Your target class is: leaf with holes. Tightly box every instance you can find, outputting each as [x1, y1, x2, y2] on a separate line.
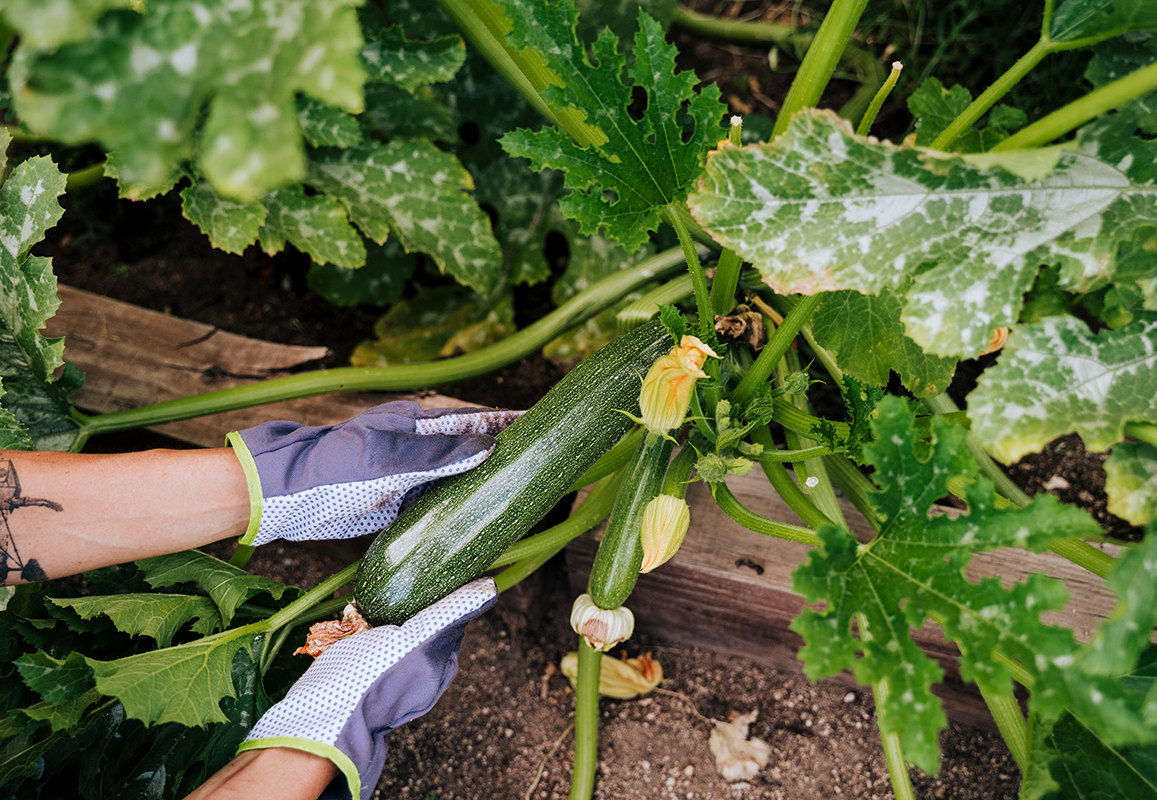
[688, 110, 1157, 357]
[790, 396, 1143, 773]
[496, 0, 725, 253]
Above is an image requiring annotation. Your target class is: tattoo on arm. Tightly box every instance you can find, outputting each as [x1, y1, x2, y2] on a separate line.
[0, 460, 60, 582]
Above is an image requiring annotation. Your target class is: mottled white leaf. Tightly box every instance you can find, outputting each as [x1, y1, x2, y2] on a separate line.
[0, 0, 133, 49]
[180, 182, 266, 255]
[10, 0, 365, 201]
[1105, 442, 1157, 526]
[361, 27, 465, 90]
[970, 317, 1157, 463]
[308, 141, 502, 294]
[296, 96, 363, 149]
[260, 185, 365, 268]
[687, 111, 1157, 356]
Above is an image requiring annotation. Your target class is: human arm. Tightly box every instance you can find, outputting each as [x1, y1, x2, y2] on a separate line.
[0, 447, 250, 584]
[183, 747, 338, 800]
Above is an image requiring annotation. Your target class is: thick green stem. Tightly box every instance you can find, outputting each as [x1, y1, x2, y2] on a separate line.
[263, 561, 360, 632]
[66, 162, 107, 190]
[981, 685, 1029, 772]
[74, 247, 690, 440]
[710, 481, 821, 547]
[435, 0, 603, 147]
[752, 426, 835, 530]
[732, 294, 822, 407]
[824, 454, 883, 532]
[773, 0, 871, 138]
[616, 275, 693, 333]
[668, 202, 714, 340]
[671, 6, 798, 44]
[1125, 421, 1157, 448]
[569, 638, 602, 800]
[993, 60, 1157, 151]
[490, 473, 621, 569]
[710, 118, 746, 318]
[930, 39, 1053, 151]
[779, 346, 845, 527]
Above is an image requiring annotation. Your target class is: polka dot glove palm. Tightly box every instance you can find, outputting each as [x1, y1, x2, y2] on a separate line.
[227, 401, 521, 546]
[239, 578, 497, 800]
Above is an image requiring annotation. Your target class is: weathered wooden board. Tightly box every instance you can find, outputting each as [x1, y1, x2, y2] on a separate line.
[566, 471, 1123, 729]
[47, 285, 476, 448]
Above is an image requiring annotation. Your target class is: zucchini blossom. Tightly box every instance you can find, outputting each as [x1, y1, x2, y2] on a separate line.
[638, 494, 690, 574]
[638, 335, 719, 434]
[570, 593, 634, 651]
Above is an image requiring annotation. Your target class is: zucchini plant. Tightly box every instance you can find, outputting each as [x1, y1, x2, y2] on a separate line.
[2, 0, 1157, 798]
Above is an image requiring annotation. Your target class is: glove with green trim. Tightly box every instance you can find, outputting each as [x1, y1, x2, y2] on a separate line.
[239, 578, 497, 800]
[227, 401, 520, 546]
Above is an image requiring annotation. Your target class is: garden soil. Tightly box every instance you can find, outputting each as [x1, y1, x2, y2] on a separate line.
[37, 6, 1139, 793]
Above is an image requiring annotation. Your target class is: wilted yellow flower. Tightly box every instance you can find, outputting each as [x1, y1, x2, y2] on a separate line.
[980, 327, 1010, 356]
[570, 593, 634, 651]
[638, 335, 719, 434]
[560, 651, 664, 698]
[639, 494, 690, 573]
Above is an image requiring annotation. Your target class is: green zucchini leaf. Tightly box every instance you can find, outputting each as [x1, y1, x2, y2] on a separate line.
[907, 77, 1025, 152]
[136, 550, 296, 628]
[1048, 0, 1157, 44]
[51, 594, 222, 648]
[969, 316, 1157, 462]
[496, 1, 725, 253]
[14, 650, 95, 705]
[307, 141, 503, 295]
[85, 633, 254, 726]
[295, 96, 364, 149]
[0, 0, 133, 49]
[308, 239, 417, 308]
[1105, 442, 1157, 527]
[361, 25, 466, 90]
[687, 110, 1157, 357]
[9, 0, 365, 201]
[259, 184, 366, 269]
[180, 181, 267, 257]
[790, 396, 1136, 774]
[810, 289, 957, 398]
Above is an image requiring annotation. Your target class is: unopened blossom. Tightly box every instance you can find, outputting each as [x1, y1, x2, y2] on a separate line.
[560, 650, 664, 698]
[570, 593, 634, 651]
[638, 494, 690, 574]
[638, 335, 719, 434]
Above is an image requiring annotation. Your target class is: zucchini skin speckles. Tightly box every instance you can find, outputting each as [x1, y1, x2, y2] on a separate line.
[353, 321, 673, 626]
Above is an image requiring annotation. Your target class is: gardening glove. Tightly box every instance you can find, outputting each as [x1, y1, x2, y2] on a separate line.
[227, 400, 521, 546]
[239, 578, 497, 800]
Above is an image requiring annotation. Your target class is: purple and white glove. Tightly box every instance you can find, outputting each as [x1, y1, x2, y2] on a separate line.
[239, 578, 497, 800]
[227, 401, 520, 546]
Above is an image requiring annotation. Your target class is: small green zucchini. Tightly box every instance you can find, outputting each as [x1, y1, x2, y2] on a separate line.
[586, 431, 674, 609]
[353, 321, 673, 626]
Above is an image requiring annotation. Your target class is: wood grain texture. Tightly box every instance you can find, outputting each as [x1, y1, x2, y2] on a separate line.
[567, 470, 1122, 729]
[47, 284, 476, 447]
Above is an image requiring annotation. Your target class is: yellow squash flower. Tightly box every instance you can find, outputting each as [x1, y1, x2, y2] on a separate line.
[638, 494, 690, 573]
[638, 335, 719, 434]
[560, 651, 664, 698]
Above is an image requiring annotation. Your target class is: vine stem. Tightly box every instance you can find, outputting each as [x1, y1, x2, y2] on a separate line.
[993, 60, 1157, 151]
[856, 61, 902, 136]
[709, 117, 746, 318]
[858, 614, 916, 800]
[980, 685, 1029, 772]
[929, 39, 1053, 151]
[72, 247, 692, 443]
[569, 638, 602, 800]
[710, 481, 821, 547]
[773, 0, 871, 138]
[732, 293, 822, 407]
[667, 202, 714, 340]
[435, 0, 603, 147]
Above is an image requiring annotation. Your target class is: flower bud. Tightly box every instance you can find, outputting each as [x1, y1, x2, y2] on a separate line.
[639, 494, 690, 573]
[560, 650, 664, 698]
[638, 335, 719, 434]
[570, 593, 634, 651]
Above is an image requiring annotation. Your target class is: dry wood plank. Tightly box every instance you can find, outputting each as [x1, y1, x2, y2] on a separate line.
[46, 284, 476, 448]
[566, 469, 1122, 729]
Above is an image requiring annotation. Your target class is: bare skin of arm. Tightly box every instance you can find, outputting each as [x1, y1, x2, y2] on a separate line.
[0, 448, 250, 585]
[183, 748, 338, 800]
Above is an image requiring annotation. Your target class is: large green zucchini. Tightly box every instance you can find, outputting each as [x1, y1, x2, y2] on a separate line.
[353, 320, 673, 625]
